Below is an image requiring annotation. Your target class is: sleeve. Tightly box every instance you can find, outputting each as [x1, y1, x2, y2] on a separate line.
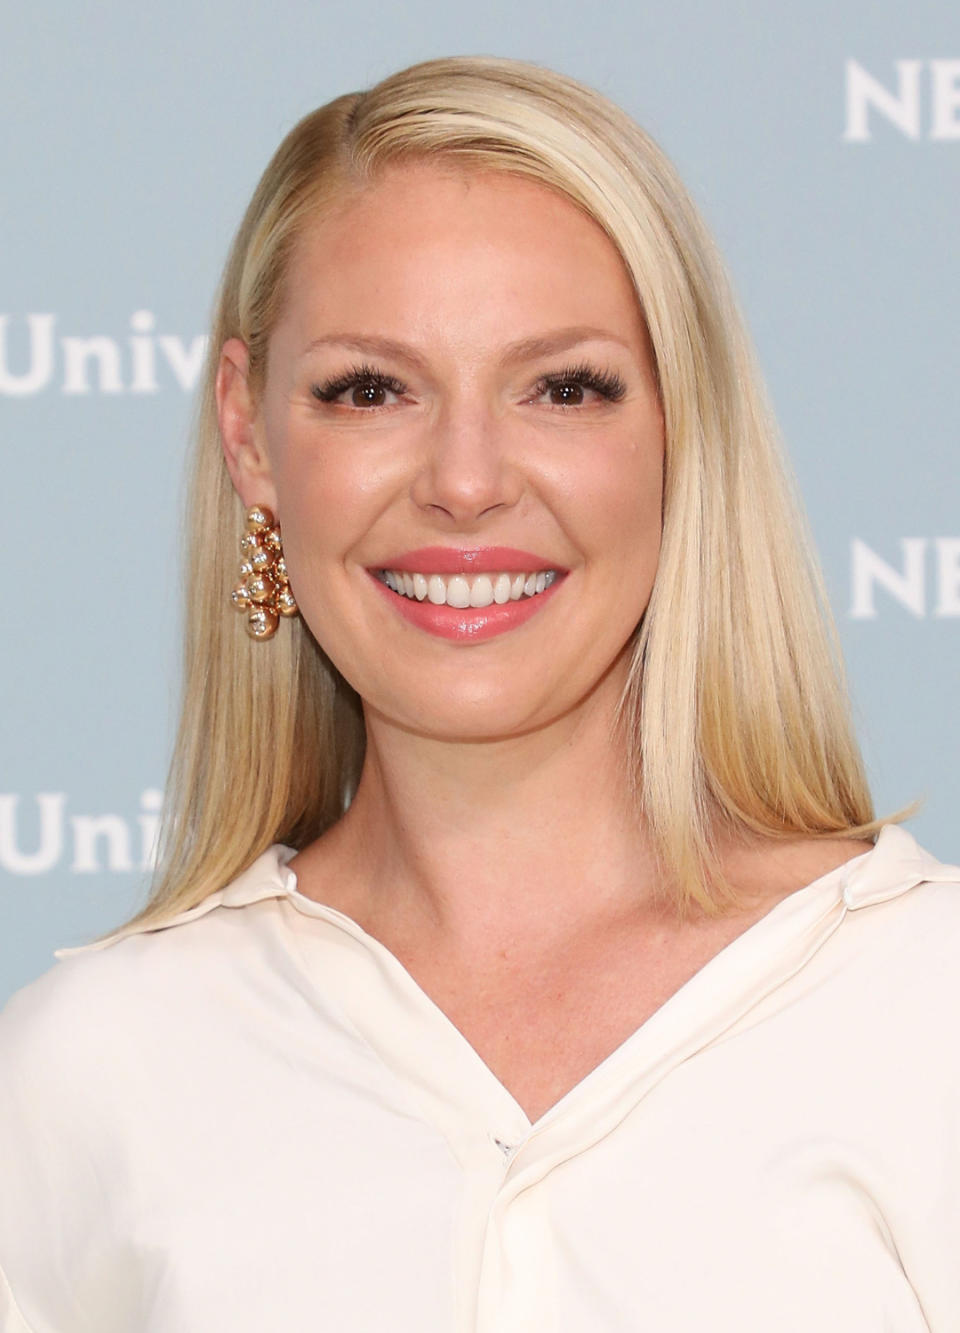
[0, 960, 116, 1333]
[0, 1264, 36, 1333]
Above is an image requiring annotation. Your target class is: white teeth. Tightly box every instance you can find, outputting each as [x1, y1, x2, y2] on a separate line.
[469, 575, 493, 608]
[382, 568, 558, 607]
[447, 575, 472, 609]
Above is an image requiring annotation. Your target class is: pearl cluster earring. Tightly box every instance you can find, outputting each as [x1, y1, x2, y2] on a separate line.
[230, 504, 299, 640]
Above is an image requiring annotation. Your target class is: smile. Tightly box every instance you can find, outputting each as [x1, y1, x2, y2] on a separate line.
[367, 566, 567, 643]
[376, 569, 560, 608]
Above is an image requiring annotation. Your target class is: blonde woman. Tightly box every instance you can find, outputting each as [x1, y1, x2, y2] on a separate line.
[2, 55, 958, 1333]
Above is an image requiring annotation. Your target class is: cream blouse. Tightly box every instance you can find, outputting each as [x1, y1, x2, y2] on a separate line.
[1, 824, 959, 1332]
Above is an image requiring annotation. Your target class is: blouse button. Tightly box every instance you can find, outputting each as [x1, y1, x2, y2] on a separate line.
[493, 1136, 518, 1160]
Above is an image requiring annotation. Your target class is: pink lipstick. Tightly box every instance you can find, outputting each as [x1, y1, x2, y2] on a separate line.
[367, 547, 568, 643]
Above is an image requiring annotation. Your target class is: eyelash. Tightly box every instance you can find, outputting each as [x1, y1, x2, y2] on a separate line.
[310, 360, 627, 408]
[311, 362, 406, 404]
[533, 361, 628, 405]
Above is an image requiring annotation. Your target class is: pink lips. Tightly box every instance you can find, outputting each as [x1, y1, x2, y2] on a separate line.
[372, 546, 563, 575]
[366, 548, 568, 643]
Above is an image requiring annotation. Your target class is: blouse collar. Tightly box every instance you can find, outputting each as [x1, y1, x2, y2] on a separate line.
[54, 822, 959, 959]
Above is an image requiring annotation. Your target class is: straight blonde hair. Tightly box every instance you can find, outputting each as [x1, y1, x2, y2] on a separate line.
[114, 54, 888, 936]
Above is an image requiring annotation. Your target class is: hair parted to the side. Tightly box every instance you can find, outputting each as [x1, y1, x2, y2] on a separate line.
[109, 53, 893, 941]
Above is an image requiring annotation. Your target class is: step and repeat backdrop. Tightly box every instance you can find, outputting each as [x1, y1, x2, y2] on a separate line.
[2, 0, 958, 1005]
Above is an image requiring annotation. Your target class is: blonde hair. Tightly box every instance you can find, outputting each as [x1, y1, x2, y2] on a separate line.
[116, 54, 888, 935]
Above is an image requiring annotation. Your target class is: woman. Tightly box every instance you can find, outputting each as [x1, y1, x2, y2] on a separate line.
[1, 54, 958, 1332]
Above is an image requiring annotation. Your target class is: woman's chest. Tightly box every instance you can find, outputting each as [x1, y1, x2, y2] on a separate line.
[72, 1024, 937, 1333]
[44, 899, 954, 1333]
[401, 905, 787, 1123]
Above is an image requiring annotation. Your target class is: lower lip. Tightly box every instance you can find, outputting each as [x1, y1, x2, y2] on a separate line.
[367, 571, 566, 642]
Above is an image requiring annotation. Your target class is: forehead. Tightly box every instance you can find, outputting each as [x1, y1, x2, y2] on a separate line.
[277, 161, 647, 349]
[296, 158, 615, 251]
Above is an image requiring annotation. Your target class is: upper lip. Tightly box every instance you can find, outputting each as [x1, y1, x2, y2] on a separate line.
[372, 547, 566, 575]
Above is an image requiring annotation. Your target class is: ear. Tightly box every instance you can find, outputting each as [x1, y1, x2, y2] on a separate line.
[215, 337, 279, 513]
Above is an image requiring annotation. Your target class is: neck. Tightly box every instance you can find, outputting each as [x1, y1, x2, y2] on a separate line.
[294, 673, 664, 952]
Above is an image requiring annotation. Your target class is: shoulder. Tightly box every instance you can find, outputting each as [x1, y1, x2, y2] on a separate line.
[0, 926, 189, 1096]
[0, 943, 165, 1219]
[0, 925, 230, 1305]
[829, 824, 960, 959]
[844, 868, 960, 982]
[0, 895, 280, 1113]
[739, 825, 960, 1023]
[817, 834, 960, 1073]
[0, 842, 301, 1078]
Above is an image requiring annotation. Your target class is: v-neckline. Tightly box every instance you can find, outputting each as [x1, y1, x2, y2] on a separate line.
[273, 838, 883, 1139]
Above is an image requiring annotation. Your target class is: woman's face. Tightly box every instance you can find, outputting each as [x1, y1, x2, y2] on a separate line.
[218, 161, 664, 740]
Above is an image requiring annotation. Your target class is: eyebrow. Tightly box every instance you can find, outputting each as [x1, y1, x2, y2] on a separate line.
[299, 325, 633, 368]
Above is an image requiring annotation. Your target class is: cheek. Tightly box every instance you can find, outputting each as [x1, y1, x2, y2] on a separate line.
[268, 467, 362, 610]
[267, 417, 378, 550]
[573, 435, 664, 573]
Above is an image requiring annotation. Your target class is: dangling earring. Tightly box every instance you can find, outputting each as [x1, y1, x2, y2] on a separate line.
[230, 504, 299, 641]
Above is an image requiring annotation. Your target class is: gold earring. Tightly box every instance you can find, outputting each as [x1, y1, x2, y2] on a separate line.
[230, 504, 299, 640]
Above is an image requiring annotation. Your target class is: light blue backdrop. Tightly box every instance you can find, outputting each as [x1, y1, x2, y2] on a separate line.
[2, 0, 958, 1005]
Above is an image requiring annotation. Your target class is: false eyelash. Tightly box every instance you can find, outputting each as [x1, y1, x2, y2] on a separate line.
[311, 359, 628, 406]
[533, 362, 627, 403]
[311, 362, 408, 402]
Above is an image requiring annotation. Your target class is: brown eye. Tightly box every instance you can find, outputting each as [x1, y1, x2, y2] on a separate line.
[548, 382, 585, 407]
[532, 363, 627, 408]
[311, 363, 408, 408]
[351, 381, 389, 407]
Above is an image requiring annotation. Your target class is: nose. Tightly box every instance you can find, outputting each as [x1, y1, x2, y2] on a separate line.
[409, 397, 524, 526]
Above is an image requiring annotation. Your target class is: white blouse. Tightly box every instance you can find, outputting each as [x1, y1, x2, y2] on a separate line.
[1, 823, 959, 1332]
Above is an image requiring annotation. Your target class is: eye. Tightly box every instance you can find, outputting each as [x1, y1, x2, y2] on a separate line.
[310, 362, 408, 409]
[530, 362, 627, 408]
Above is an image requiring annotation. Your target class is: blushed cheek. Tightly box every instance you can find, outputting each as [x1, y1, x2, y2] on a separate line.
[597, 449, 664, 571]
[268, 467, 374, 633]
[269, 434, 343, 541]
